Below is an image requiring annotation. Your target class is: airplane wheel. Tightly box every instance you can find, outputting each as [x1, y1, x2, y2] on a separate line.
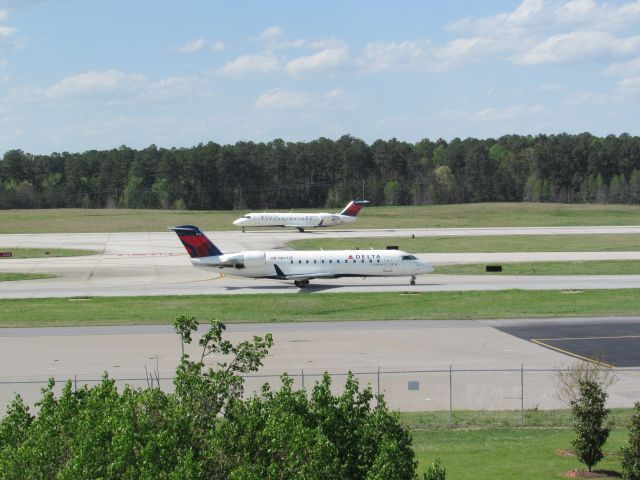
[294, 280, 302, 288]
[410, 276, 416, 286]
[303, 280, 310, 287]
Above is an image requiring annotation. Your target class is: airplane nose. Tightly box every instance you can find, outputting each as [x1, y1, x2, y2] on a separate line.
[417, 262, 433, 274]
[233, 219, 243, 225]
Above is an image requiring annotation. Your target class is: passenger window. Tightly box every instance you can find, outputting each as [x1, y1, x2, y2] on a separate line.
[306, 260, 309, 264]
[298, 260, 302, 264]
[329, 260, 332, 263]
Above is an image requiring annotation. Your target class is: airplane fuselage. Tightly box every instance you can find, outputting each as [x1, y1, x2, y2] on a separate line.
[233, 212, 356, 229]
[190, 249, 432, 280]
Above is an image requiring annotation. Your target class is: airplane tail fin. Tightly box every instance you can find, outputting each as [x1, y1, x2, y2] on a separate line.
[172, 225, 223, 258]
[339, 200, 370, 217]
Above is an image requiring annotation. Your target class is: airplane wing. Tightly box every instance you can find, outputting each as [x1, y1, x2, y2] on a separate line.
[271, 264, 335, 281]
[283, 219, 324, 228]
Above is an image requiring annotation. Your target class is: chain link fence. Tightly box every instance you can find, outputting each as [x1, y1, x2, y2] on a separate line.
[2, 366, 639, 428]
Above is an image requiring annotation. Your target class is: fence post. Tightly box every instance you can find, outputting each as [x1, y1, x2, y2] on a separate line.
[301, 369, 305, 390]
[377, 366, 380, 398]
[449, 364, 453, 428]
[520, 364, 524, 428]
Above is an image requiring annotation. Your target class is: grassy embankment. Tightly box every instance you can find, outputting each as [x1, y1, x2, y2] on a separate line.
[0, 273, 55, 281]
[0, 289, 639, 327]
[290, 234, 640, 253]
[412, 428, 627, 479]
[0, 203, 639, 233]
[0, 248, 97, 258]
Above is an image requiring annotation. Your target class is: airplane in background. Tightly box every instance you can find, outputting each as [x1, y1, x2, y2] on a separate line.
[172, 225, 432, 288]
[232, 200, 370, 232]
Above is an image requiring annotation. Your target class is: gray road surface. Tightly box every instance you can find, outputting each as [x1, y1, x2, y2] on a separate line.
[1, 317, 639, 412]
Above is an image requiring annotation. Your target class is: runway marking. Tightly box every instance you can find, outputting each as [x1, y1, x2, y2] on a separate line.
[530, 338, 616, 368]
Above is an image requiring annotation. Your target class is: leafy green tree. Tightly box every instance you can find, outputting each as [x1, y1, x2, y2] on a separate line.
[571, 380, 610, 472]
[423, 458, 447, 480]
[621, 402, 640, 480]
[0, 316, 431, 479]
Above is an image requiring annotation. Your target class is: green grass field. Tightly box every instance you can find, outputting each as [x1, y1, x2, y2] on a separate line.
[434, 260, 640, 275]
[0, 273, 55, 282]
[0, 203, 638, 233]
[400, 408, 634, 430]
[0, 289, 639, 327]
[290, 234, 640, 252]
[412, 428, 626, 479]
[0, 248, 97, 258]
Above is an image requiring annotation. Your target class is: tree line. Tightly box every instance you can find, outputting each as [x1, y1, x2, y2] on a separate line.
[1, 132, 640, 210]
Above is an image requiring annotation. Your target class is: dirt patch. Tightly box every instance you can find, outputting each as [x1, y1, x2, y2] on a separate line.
[557, 448, 575, 457]
[564, 469, 620, 478]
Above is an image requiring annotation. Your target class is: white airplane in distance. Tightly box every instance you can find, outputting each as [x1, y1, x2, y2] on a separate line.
[232, 200, 370, 232]
[172, 225, 432, 288]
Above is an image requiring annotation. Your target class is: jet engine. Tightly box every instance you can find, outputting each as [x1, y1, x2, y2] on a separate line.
[242, 251, 266, 267]
[227, 251, 266, 268]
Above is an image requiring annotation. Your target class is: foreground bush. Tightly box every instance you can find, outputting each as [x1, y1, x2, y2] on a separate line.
[0, 318, 425, 479]
[622, 402, 640, 480]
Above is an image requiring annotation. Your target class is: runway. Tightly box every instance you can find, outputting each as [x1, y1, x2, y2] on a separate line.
[1, 227, 640, 298]
[1, 317, 639, 412]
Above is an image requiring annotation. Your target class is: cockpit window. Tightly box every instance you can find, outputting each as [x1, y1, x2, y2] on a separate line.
[243, 215, 250, 219]
[402, 255, 417, 260]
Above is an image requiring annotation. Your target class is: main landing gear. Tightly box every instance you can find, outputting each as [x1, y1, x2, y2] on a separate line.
[296, 227, 305, 233]
[294, 280, 310, 288]
[410, 275, 416, 286]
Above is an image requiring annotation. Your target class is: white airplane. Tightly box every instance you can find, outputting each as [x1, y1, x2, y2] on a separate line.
[232, 200, 370, 232]
[172, 225, 432, 288]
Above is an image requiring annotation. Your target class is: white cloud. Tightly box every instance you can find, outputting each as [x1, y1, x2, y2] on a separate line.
[45, 70, 146, 98]
[605, 57, 640, 77]
[255, 89, 311, 110]
[176, 38, 225, 54]
[436, 0, 640, 69]
[255, 88, 355, 111]
[254, 26, 305, 49]
[210, 41, 225, 52]
[0, 25, 15, 37]
[605, 57, 640, 94]
[220, 53, 280, 75]
[357, 40, 435, 73]
[0, 10, 8, 20]
[285, 45, 348, 75]
[176, 38, 206, 53]
[517, 31, 640, 65]
[8, 70, 214, 106]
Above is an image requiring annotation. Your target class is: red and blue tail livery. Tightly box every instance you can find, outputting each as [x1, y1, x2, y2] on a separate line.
[172, 225, 223, 258]
[340, 200, 371, 217]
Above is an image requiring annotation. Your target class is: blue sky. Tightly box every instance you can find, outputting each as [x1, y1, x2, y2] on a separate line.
[0, 0, 639, 155]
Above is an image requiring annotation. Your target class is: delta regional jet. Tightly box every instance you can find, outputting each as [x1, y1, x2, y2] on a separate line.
[232, 200, 370, 232]
[173, 225, 432, 288]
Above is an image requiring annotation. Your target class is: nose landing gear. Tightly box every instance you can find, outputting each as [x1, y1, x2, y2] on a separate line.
[294, 280, 310, 288]
[410, 275, 416, 286]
